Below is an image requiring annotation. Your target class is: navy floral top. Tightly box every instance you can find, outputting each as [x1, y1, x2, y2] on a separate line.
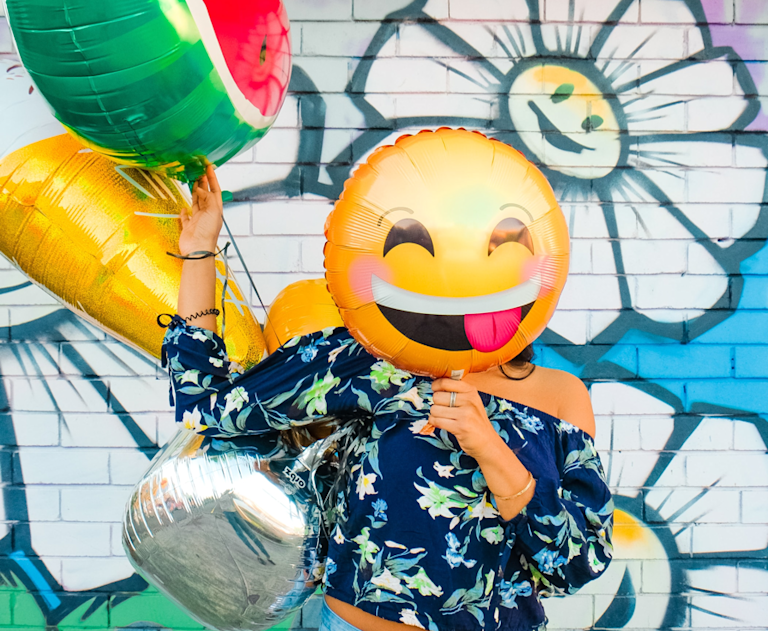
[162, 319, 613, 631]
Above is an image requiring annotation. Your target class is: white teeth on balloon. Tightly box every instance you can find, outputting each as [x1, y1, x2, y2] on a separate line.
[371, 274, 542, 316]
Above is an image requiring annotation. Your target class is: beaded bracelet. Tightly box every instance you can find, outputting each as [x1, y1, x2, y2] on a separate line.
[493, 471, 535, 502]
[184, 308, 220, 323]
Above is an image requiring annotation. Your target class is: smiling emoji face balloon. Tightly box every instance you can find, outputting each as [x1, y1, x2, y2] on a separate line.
[324, 128, 569, 377]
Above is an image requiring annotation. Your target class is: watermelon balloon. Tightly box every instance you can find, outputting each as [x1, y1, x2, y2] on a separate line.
[4, 0, 291, 182]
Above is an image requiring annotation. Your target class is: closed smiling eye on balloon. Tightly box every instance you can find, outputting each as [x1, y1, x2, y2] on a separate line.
[488, 217, 534, 255]
[383, 218, 435, 257]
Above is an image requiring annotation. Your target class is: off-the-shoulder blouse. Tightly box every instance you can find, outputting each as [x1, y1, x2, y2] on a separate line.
[162, 318, 614, 631]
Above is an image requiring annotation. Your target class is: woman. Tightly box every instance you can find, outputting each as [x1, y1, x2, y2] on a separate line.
[164, 166, 613, 631]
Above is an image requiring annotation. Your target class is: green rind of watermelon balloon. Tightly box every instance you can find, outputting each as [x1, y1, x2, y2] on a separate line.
[5, 0, 292, 182]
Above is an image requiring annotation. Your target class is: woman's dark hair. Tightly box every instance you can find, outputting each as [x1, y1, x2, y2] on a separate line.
[507, 343, 534, 366]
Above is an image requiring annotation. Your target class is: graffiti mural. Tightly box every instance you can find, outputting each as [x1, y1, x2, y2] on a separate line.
[1, 0, 767, 629]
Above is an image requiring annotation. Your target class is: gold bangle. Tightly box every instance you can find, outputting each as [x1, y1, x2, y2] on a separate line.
[493, 471, 535, 502]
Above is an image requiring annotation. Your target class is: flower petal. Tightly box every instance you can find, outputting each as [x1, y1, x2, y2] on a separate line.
[646, 419, 768, 553]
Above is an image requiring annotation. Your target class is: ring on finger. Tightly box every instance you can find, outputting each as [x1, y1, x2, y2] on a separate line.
[449, 391, 457, 408]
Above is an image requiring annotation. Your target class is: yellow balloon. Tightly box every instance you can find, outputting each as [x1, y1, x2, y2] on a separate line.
[0, 134, 265, 369]
[264, 279, 344, 354]
[325, 128, 569, 377]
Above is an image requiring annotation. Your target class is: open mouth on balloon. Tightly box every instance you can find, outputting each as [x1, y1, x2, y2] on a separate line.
[371, 275, 540, 352]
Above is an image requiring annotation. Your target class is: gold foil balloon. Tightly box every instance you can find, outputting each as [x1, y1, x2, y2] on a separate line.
[0, 134, 265, 368]
[263, 279, 344, 354]
[324, 128, 570, 378]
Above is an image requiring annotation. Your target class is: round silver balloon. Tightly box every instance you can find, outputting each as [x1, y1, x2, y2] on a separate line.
[123, 428, 336, 631]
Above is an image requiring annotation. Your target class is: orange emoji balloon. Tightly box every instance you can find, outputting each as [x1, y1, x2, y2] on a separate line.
[324, 128, 569, 377]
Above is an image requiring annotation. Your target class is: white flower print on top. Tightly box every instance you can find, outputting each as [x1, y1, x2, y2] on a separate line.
[333, 524, 345, 545]
[433, 462, 454, 478]
[179, 370, 199, 385]
[405, 568, 443, 597]
[222, 386, 249, 416]
[371, 567, 403, 594]
[356, 471, 378, 500]
[181, 406, 207, 432]
[396, 386, 425, 410]
[399, 609, 425, 629]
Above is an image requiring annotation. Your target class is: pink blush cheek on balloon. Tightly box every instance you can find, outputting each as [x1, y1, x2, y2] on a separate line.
[346, 256, 388, 304]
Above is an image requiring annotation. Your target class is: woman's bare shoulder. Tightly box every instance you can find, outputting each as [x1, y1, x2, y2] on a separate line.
[533, 366, 596, 438]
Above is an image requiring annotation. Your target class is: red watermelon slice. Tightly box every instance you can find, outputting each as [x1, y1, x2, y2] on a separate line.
[187, 0, 291, 126]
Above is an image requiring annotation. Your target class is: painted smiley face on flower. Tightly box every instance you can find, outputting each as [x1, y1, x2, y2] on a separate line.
[324, 128, 570, 377]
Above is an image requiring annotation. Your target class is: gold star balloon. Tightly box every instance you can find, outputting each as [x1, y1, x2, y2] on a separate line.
[0, 134, 265, 369]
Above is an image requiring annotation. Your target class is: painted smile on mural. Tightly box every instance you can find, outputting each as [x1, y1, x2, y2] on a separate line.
[510, 64, 623, 179]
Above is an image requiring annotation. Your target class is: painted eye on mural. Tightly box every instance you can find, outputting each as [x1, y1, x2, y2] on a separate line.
[383, 218, 435, 256]
[551, 83, 574, 103]
[488, 217, 533, 255]
[582, 114, 604, 132]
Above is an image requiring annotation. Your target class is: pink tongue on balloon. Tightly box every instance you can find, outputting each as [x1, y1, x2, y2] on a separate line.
[464, 307, 522, 352]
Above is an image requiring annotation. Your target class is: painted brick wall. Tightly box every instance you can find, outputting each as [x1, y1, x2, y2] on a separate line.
[1, 0, 767, 629]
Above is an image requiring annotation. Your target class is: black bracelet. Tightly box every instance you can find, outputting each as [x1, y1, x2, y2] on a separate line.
[184, 308, 220, 323]
[167, 243, 228, 260]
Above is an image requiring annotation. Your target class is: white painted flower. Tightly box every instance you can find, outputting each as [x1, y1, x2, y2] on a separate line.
[352, 0, 767, 345]
[409, 419, 430, 434]
[371, 567, 403, 594]
[433, 462, 454, 478]
[332, 524, 345, 545]
[209, 357, 223, 368]
[222, 386, 249, 416]
[396, 386, 424, 410]
[356, 471, 378, 500]
[181, 406, 207, 432]
[399, 609, 425, 629]
[543, 382, 768, 630]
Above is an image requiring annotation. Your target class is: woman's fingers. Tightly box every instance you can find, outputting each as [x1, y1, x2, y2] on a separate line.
[427, 414, 458, 433]
[432, 377, 474, 393]
[429, 403, 461, 420]
[205, 164, 221, 193]
[432, 390, 465, 408]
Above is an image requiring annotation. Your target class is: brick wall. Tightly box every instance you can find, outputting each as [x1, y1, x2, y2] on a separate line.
[1, 0, 767, 629]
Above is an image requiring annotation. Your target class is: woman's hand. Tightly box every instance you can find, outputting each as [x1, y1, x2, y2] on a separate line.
[429, 378, 535, 520]
[179, 165, 223, 257]
[429, 378, 504, 462]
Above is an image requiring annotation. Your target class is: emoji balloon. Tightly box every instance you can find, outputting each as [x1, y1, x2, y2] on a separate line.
[263, 279, 344, 354]
[5, 0, 291, 182]
[0, 134, 266, 369]
[324, 128, 569, 377]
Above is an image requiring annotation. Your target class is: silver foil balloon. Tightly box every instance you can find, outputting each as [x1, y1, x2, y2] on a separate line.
[123, 428, 336, 630]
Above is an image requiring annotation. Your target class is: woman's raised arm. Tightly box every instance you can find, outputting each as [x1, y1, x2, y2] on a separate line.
[176, 165, 224, 332]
